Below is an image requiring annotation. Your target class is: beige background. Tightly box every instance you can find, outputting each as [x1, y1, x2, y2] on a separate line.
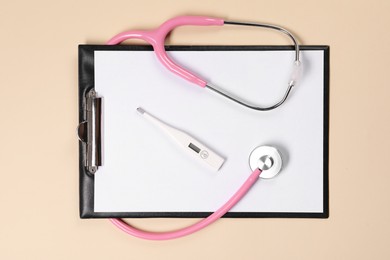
[1, 0, 389, 259]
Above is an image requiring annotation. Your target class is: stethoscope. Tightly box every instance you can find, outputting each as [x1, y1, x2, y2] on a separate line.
[105, 16, 302, 240]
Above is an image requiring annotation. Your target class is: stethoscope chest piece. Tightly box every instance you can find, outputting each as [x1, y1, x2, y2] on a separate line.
[249, 146, 283, 179]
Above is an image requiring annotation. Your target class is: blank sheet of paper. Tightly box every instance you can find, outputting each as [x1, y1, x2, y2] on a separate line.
[94, 48, 325, 213]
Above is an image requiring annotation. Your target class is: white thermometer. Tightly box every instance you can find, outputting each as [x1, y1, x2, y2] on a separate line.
[136, 107, 225, 171]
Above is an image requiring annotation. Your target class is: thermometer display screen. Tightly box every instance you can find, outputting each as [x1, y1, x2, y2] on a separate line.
[188, 143, 201, 153]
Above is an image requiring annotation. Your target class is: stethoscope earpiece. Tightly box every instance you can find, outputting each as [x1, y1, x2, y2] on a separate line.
[249, 146, 283, 179]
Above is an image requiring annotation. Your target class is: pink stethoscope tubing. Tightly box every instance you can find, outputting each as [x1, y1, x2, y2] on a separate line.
[110, 168, 261, 240]
[107, 16, 224, 87]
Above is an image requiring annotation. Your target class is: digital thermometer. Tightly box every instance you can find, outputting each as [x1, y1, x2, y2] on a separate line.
[136, 107, 225, 171]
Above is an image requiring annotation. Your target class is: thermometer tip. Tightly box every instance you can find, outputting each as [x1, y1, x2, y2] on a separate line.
[136, 107, 145, 115]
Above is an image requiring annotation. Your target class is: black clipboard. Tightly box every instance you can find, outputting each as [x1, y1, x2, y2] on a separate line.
[78, 45, 329, 219]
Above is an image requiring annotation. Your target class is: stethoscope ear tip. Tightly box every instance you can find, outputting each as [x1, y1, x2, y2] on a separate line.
[249, 145, 283, 179]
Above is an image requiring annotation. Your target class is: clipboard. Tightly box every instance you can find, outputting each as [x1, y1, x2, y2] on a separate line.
[78, 45, 329, 219]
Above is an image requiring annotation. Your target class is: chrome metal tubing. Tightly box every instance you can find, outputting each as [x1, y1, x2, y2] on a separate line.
[205, 20, 301, 111]
[206, 83, 294, 111]
[224, 20, 300, 61]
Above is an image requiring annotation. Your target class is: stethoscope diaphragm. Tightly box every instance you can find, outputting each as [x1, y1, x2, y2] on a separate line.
[249, 146, 283, 179]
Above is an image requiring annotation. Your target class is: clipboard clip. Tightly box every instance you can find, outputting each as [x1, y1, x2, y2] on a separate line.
[77, 89, 103, 174]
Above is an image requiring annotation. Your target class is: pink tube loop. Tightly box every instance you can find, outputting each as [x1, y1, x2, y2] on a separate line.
[107, 16, 224, 87]
[110, 169, 261, 240]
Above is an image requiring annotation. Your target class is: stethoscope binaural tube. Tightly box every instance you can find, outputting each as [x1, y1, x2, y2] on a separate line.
[107, 15, 302, 112]
[110, 168, 262, 240]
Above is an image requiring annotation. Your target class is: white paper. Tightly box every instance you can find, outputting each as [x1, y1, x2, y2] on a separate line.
[94, 49, 325, 213]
